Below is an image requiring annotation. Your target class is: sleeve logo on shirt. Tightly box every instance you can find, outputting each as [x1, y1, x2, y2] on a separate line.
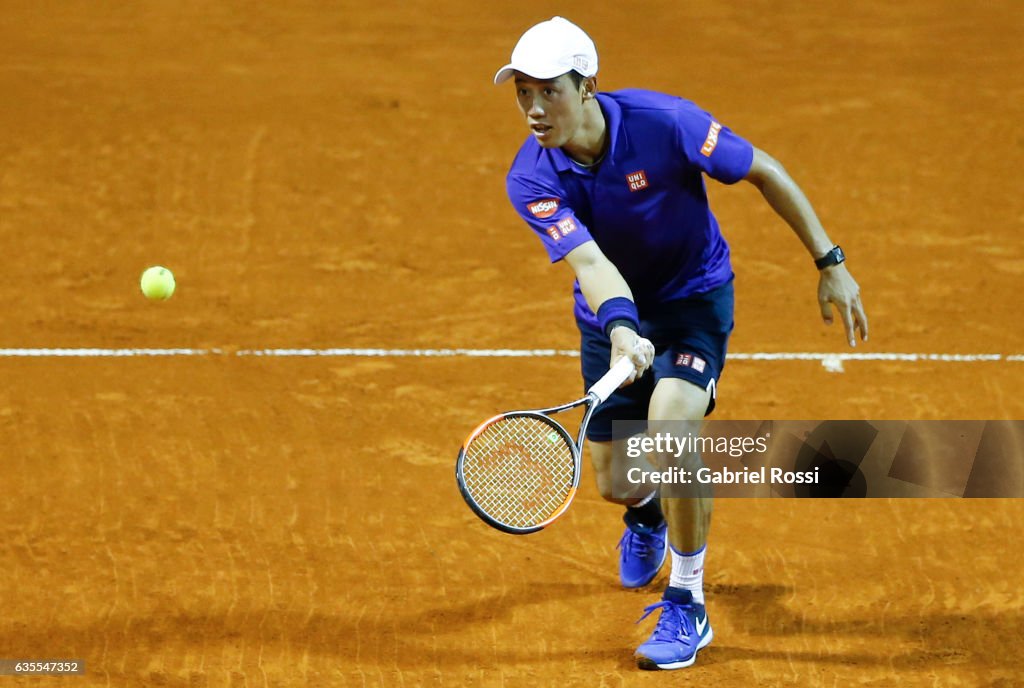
[700, 122, 722, 157]
[546, 217, 578, 241]
[626, 170, 649, 192]
[527, 198, 560, 219]
[675, 353, 707, 373]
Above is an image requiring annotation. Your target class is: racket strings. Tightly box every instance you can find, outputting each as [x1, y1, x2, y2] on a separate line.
[461, 416, 576, 529]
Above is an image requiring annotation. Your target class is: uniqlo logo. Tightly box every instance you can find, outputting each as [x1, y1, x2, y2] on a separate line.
[556, 217, 577, 236]
[701, 121, 722, 157]
[626, 170, 649, 192]
[675, 353, 707, 372]
[546, 226, 561, 241]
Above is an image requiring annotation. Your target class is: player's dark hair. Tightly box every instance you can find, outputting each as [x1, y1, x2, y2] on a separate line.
[566, 70, 586, 90]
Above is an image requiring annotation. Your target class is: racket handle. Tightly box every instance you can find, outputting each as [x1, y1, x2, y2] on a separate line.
[588, 356, 636, 404]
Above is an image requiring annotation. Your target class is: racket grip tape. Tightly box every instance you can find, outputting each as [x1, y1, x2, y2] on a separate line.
[588, 356, 636, 404]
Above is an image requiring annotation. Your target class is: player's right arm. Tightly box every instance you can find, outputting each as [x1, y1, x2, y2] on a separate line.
[564, 241, 654, 381]
[505, 173, 653, 379]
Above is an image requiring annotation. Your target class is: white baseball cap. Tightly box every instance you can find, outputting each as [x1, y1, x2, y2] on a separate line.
[493, 17, 598, 85]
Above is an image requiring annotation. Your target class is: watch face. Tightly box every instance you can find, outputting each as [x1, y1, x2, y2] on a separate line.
[817, 246, 845, 269]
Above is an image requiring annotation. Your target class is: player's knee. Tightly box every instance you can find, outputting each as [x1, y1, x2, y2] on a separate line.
[591, 439, 654, 503]
[590, 440, 613, 469]
[646, 379, 713, 478]
[649, 378, 713, 421]
[591, 441, 639, 502]
[654, 448, 706, 477]
[589, 441, 617, 501]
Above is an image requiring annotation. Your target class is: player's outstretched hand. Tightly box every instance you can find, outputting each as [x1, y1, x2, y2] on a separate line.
[818, 264, 869, 347]
[609, 326, 655, 384]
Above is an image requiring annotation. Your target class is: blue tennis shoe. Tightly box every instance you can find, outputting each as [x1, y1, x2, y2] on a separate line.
[617, 519, 668, 588]
[634, 587, 713, 670]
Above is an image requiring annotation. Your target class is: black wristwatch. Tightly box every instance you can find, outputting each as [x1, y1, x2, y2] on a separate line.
[815, 245, 846, 270]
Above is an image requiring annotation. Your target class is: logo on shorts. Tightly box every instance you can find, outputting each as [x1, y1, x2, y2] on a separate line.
[626, 170, 649, 192]
[701, 121, 722, 157]
[528, 198, 559, 219]
[675, 353, 707, 373]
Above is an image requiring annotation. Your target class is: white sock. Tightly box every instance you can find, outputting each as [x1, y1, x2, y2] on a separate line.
[631, 490, 657, 508]
[668, 544, 706, 605]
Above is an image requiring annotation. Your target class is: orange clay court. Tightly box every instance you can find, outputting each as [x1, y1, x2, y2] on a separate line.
[1, 1, 1022, 686]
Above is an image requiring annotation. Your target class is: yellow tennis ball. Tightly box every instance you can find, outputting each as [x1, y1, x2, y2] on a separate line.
[140, 266, 175, 301]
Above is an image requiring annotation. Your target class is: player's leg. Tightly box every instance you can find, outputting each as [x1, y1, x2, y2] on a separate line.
[633, 282, 733, 670]
[587, 438, 668, 587]
[634, 378, 716, 671]
[580, 323, 667, 588]
[650, 378, 713, 555]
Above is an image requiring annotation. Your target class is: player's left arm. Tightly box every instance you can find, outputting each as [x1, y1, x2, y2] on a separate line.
[743, 147, 869, 347]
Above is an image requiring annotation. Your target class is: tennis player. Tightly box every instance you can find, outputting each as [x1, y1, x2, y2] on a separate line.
[494, 17, 868, 670]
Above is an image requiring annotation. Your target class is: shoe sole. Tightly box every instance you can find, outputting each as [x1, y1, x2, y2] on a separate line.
[635, 628, 713, 670]
[620, 538, 669, 588]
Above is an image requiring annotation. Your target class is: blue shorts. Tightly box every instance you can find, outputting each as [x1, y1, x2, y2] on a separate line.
[579, 280, 734, 442]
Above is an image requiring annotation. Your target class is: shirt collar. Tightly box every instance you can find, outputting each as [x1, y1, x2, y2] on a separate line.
[549, 92, 628, 174]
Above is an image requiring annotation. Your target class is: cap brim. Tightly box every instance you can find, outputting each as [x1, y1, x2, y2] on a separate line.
[493, 64, 516, 84]
[493, 62, 578, 85]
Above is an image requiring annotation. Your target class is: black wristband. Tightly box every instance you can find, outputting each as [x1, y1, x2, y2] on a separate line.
[596, 297, 640, 337]
[605, 318, 638, 337]
[815, 245, 846, 270]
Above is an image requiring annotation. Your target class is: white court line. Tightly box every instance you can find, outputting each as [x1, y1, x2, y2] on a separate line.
[0, 348, 1018, 361]
[241, 348, 581, 358]
[0, 348, 212, 357]
[727, 352, 1005, 362]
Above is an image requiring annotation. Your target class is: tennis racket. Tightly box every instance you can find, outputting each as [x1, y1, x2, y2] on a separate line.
[455, 356, 636, 534]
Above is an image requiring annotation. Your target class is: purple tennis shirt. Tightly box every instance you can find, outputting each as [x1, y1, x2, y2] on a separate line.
[506, 89, 754, 329]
